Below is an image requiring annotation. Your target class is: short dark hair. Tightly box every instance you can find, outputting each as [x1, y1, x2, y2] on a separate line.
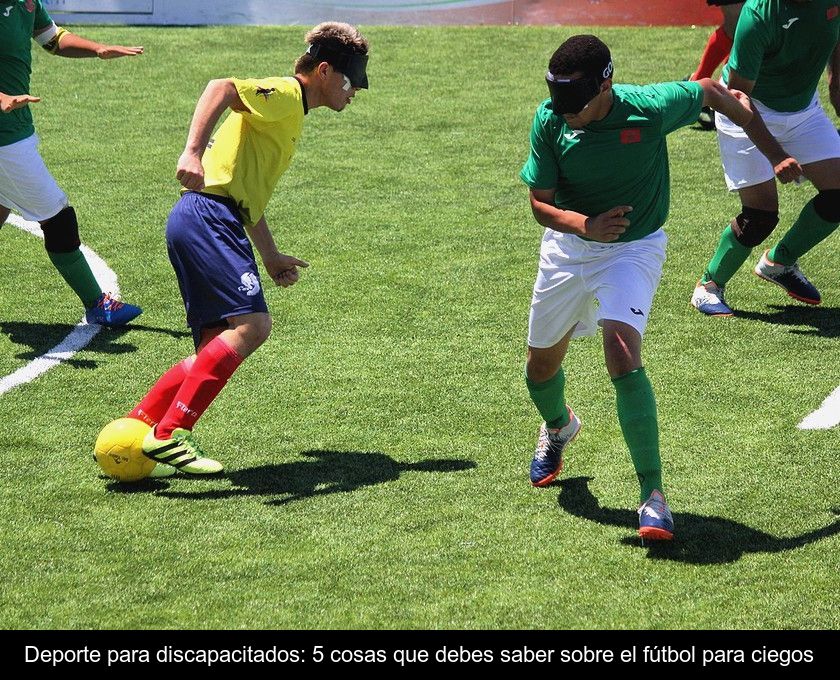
[295, 22, 369, 74]
[548, 35, 612, 80]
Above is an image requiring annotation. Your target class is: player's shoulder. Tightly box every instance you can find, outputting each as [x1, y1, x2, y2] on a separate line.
[615, 81, 701, 108]
[532, 98, 562, 129]
[236, 76, 300, 96]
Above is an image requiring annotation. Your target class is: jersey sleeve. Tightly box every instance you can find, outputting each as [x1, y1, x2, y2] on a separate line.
[726, 4, 772, 82]
[232, 77, 301, 123]
[648, 81, 704, 135]
[34, 0, 54, 31]
[519, 107, 558, 190]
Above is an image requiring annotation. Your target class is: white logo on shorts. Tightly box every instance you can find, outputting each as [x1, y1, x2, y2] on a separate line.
[782, 17, 799, 29]
[237, 272, 261, 296]
[564, 130, 584, 141]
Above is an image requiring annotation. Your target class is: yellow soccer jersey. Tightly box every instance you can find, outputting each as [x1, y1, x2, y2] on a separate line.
[201, 76, 306, 226]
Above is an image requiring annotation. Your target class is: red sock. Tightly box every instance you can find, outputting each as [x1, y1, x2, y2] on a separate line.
[128, 357, 194, 426]
[155, 336, 244, 439]
[691, 26, 734, 80]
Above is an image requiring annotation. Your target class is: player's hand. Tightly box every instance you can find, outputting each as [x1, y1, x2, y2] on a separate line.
[728, 89, 754, 125]
[176, 151, 205, 191]
[0, 93, 40, 113]
[96, 45, 143, 59]
[773, 156, 803, 184]
[264, 253, 309, 288]
[584, 205, 632, 242]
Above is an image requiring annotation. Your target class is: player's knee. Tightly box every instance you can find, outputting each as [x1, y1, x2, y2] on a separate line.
[603, 338, 640, 377]
[731, 206, 778, 248]
[525, 354, 558, 383]
[40, 206, 81, 253]
[247, 314, 272, 347]
[813, 189, 840, 223]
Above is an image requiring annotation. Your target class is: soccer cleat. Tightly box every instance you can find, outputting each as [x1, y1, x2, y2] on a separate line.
[754, 250, 821, 304]
[142, 426, 224, 475]
[691, 280, 734, 316]
[85, 293, 143, 327]
[148, 463, 177, 478]
[697, 105, 716, 131]
[530, 407, 581, 487]
[638, 489, 674, 541]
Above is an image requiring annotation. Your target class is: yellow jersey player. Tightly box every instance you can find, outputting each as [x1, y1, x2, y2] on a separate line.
[125, 22, 369, 475]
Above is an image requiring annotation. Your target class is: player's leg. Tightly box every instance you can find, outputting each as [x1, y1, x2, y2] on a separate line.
[769, 158, 840, 272]
[0, 135, 140, 324]
[703, 181, 779, 286]
[127, 356, 196, 426]
[140, 192, 270, 474]
[693, 105, 779, 315]
[525, 232, 591, 487]
[690, 3, 742, 81]
[154, 312, 269, 440]
[596, 232, 672, 539]
[0, 204, 10, 228]
[754, 101, 840, 303]
[527, 334, 582, 487]
[41, 206, 143, 325]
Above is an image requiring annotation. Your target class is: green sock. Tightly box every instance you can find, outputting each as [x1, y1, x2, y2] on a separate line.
[526, 368, 570, 429]
[701, 225, 751, 287]
[769, 198, 839, 266]
[612, 368, 662, 502]
[47, 249, 101, 309]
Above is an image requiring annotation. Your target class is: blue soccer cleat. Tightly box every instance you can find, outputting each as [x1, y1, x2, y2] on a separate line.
[691, 280, 734, 317]
[754, 250, 821, 305]
[530, 407, 581, 487]
[638, 490, 674, 541]
[85, 293, 143, 327]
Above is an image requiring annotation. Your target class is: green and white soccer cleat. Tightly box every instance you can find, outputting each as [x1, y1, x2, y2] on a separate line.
[148, 463, 178, 478]
[142, 427, 224, 475]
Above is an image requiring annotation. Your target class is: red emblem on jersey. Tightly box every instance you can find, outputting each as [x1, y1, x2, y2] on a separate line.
[25, 0, 36, 12]
[620, 128, 641, 144]
[827, 6, 839, 20]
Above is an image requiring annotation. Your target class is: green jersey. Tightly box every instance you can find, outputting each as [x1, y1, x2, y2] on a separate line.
[0, 0, 54, 147]
[724, 0, 840, 112]
[520, 81, 703, 243]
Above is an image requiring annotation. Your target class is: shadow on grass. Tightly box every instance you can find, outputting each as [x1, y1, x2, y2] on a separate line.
[557, 476, 840, 564]
[734, 305, 840, 337]
[0, 321, 189, 367]
[142, 450, 476, 505]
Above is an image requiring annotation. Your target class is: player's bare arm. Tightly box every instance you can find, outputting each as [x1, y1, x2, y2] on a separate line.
[245, 216, 309, 288]
[725, 70, 802, 184]
[33, 24, 142, 59]
[697, 78, 752, 128]
[529, 189, 630, 243]
[176, 79, 248, 191]
[0, 92, 40, 113]
[828, 41, 840, 117]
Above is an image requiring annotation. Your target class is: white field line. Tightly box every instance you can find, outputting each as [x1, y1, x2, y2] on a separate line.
[0, 214, 118, 396]
[798, 384, 840, 430]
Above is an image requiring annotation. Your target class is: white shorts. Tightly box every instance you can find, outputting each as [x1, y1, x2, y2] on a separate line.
[0, 134, 68, 221]
[528, 228, 667, 348]
[716, 94, 840, 191]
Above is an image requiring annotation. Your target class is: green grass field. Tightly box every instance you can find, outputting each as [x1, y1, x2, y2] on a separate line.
[0, 26, 837, 630]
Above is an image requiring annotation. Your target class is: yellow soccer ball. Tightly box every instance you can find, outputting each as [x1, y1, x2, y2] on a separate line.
[93, 418, 156, 482]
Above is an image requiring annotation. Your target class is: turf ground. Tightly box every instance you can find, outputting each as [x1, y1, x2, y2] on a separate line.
[0, 26, 837, 630]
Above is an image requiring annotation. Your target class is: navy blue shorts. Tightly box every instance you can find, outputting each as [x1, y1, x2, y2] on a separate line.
[166, 192, 268, 346]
